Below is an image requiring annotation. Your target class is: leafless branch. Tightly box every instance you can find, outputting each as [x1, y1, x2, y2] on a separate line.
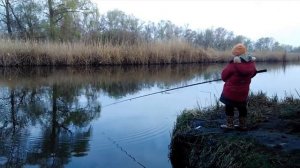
[8, 1, 25, 31]
[0, 19, 7, 24]
[295, 89, 300, 98]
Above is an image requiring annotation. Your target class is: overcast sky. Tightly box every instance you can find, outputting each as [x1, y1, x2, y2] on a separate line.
[91, 0, 300, 46]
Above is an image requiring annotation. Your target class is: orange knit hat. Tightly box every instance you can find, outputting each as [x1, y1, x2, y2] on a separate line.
[232, 43, 247, 56]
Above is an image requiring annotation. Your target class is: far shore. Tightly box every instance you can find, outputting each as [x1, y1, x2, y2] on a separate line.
[0, 39, 299, 66]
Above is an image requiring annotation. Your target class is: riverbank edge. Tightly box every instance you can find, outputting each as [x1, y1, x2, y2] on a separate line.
[169, 92, 300, 168]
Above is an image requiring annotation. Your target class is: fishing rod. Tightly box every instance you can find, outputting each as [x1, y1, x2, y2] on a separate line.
[103, 69, 267, 107]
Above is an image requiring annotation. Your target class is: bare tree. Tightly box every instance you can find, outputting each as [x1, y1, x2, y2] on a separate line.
[0, 0, 13, 37]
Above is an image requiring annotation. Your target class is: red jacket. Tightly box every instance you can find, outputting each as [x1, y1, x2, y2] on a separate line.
[221, 61, 257, 102]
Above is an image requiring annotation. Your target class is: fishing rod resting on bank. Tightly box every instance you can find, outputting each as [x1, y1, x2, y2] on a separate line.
[103, 69, 267, 108]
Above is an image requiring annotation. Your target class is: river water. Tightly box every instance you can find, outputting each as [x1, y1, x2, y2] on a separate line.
[0, 62, 299, 168]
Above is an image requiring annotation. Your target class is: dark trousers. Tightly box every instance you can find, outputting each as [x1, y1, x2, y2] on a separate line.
[225, 104, 247, 117]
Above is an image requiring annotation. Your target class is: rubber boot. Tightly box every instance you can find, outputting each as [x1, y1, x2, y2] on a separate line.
[235, 117, 248, 131]
[220, 116, 234, 130]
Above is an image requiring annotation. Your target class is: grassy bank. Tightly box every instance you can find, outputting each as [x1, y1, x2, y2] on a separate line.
[170, 92, 300, 168]
[0, 39, 299, 66]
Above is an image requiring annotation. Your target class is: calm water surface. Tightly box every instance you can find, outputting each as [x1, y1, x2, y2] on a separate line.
[0, 63, 299, 168]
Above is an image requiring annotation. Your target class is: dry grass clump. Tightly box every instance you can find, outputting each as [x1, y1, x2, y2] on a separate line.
[253, 51, 284, 62]
[214, 50, 300, 63]
[287, 53, 300, 62]
[171, 133, 298, 168]
[205, 48, 232, 62]
[252, 51, 293, 62]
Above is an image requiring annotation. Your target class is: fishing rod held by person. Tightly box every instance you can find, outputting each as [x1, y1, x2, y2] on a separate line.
[256, 69, 267, 73]
[103, 69, 267, 107]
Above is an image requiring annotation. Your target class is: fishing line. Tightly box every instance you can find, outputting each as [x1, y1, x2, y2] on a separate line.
[102, 132, 146, 168]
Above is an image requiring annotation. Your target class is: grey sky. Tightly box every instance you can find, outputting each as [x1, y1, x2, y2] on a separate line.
[92, 0, 300, 46]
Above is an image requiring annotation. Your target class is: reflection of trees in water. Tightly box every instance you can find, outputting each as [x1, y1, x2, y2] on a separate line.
[0, 62, 296, 99]
[0, 86, 46, 167]
[0, 130, 28, 167]
[0, 64, 225, 98]
[0, 83, 101, 167]
[26, 128, 92, 168]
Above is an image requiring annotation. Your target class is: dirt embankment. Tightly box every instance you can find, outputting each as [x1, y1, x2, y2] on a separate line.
[170, 93, 300, 168]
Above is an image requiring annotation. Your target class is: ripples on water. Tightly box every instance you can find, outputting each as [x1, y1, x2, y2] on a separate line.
[0, 62, 299, 167]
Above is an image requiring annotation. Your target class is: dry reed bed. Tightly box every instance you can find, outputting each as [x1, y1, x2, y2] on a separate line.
[0, 39, 299, 66]
[0, 39, 209, 66]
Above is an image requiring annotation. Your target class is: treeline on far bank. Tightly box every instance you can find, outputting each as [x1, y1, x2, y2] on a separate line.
[0, 0, 300, 66]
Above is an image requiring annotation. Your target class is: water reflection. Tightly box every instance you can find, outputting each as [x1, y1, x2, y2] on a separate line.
[0, 81, 100, 167]
[0, 62, 298, 167]
[0, 65, 224, 99]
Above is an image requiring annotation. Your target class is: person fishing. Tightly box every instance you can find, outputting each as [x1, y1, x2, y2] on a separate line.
[220, 43, 257, 131]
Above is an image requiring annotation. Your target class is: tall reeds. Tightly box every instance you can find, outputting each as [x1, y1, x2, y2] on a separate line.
[0, 39, 299, 66]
